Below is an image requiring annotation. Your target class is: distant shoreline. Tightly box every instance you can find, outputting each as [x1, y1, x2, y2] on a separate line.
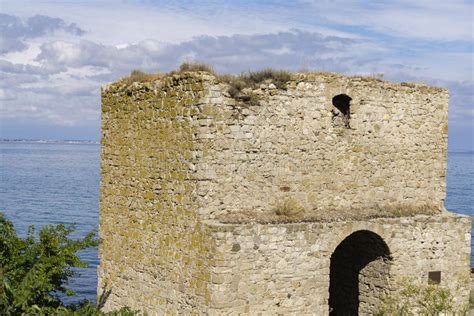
[0, 139, 472, 153]
[0, 139, 100, 145]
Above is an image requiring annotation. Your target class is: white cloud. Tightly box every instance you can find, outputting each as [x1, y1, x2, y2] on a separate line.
[1, 25, 471, 131]
[38, 41, 83, 64]
[0, 5, 471, 148]
[0, 29, 370, 130]
[31, 31, 365, 75]
[0, 13, 84, 54]
[1, 0, 364, 46]
[303, 0, 473, 41]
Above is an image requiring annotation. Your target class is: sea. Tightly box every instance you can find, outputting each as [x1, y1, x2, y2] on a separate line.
[0, 142, 473, 304]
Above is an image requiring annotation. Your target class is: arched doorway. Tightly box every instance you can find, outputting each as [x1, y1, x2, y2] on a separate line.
[329, 230, 392, 315]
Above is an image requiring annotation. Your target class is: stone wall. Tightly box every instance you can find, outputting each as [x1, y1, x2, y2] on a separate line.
[206, 213, 471, 315]
[99, 71, 469, 315]
[194, 73, 449, 220]
[99, 73, 216, 313]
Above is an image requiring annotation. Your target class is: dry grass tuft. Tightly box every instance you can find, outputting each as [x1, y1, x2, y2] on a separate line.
[244, 69, 292, 90]
[273, 198, 306, 217]
[178, 62, 215, 74]
[119, 63, 214, 86]
[119, 65, 292, 107]
[122, 69, 163, 84]
[218, 68, 292, 106]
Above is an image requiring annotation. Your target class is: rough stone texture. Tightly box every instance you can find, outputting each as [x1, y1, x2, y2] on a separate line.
[99, 71, 471, 314]
[206, 214, 471, 315]
[194, 73, 449, 220]
[99, 74, 215, 314]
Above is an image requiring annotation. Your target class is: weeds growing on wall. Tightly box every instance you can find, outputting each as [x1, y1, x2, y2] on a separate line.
[219, 68, 291, 106]
[122, 70, 163, 85]
[273, 197, 306, 217]
[374, 277, 468, 316]
[178, 62, 215, 74]
[121, 63, 292, 106]
[241, 68, 292, 90]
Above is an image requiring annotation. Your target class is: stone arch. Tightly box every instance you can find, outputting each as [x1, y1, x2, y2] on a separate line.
[329, 230, 392, 315]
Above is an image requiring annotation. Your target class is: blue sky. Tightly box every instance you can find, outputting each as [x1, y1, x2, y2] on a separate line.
[0, 0, 472, 151]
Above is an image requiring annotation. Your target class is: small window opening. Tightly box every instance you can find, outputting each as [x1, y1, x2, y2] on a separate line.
[332, 94, 352, 129]
[428, 271, 441, 284]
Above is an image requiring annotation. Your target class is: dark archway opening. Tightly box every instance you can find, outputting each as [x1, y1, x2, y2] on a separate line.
[332, 94, 352, 128]
[329, 230, 391, 315]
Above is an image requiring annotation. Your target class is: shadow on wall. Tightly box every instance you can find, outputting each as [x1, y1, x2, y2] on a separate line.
[329, 230, 392, 315]
[332, 94, 352, 129]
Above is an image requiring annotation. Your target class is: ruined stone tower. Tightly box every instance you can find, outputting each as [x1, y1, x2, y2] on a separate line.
[99, 70, 471, 314]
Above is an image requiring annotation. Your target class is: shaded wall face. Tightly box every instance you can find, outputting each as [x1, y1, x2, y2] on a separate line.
[194, 76, 449, 219]
[207, 215, 471, 315]
[99, 75, 215, 314]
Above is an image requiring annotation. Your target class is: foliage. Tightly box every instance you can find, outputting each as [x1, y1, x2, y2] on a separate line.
[242, 68, 292, 90]
[0, 212, 135, 315]
[123, 63, 214, 85]
[173, 64, 292, 105]
[374, 278, 460, 316]
[120, 64, 292, 106]
[220, 68, 292, 105]
[7, 300, 138, 316]
[122, 70, 162, 84]
[178, 62, 215, 74]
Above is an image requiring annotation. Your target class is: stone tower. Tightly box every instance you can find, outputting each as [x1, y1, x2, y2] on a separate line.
[99, 71, 471, 314]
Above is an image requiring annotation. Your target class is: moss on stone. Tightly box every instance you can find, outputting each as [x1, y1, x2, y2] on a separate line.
[100, 73, 215, 312]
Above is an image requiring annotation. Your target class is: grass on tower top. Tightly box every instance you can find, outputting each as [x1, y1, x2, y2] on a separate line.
[178, 62, 216, 74]
[121, 62, 292, 105]
[122, 69, 163, 85]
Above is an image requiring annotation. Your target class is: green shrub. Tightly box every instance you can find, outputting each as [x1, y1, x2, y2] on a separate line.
[374, 278, 462, 315]
[0, 212, 136, 315]
[12, 300, 137, 315]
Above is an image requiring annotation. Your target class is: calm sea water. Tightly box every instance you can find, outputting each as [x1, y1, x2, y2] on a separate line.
[0, 142, 473, 304]
[0, 143, 99, 304]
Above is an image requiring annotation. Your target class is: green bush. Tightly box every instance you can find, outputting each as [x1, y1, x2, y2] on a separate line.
[0, 212, 136, 315]
[374, 278, 466, 315]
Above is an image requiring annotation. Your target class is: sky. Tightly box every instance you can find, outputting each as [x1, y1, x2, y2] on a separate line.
[0, 0, 473, 151]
